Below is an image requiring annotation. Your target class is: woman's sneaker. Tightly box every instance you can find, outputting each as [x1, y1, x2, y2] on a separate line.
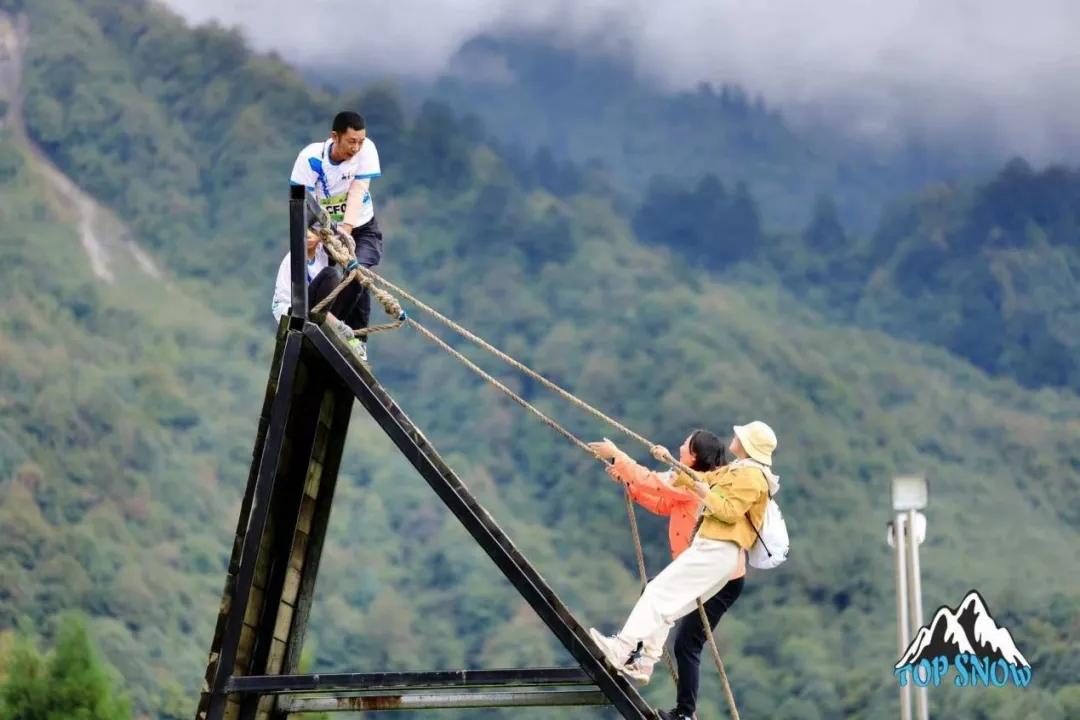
[623, 653, 658, 684]
[587, 629, 651, 684]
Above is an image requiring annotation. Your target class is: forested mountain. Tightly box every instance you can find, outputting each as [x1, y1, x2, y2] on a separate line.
[632, 159, 1080, 394]
[1, 2, 1079, 720]
[328, 34, 1080, 396]
[409, 35, 1000, 234]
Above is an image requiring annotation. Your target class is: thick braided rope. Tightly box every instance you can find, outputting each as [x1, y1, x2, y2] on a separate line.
[386, 308, 682, 686]
[403, 317, 691, 688]
[400, 312, 604, 461]
[357, 257, 739, 701]
[309, 223, 736, 713]
[622, 492, 682, 690]
[314, 224, 687, 474]
[360, 267, 711, 479]
[380, 272, 734, 711]
[698, 599, 739, 719]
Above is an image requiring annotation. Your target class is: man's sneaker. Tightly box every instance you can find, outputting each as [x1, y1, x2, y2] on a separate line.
[658, 710, 692, 720]
[347, 337, 368, 364]
[328, 316, 355, 342]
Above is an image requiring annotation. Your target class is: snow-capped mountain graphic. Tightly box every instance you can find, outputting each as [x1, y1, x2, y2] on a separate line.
[895, 590, 1030, 669]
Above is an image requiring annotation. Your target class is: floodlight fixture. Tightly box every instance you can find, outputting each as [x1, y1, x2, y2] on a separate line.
[891, 475, 928, 512]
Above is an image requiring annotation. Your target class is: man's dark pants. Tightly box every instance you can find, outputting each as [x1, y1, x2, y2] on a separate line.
[308, 265, 359, 322]
[342, 216, 383, 342]
[672, 576, 745, 716]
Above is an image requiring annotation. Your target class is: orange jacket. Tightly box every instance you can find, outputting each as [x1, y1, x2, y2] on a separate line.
[612, 456, 746, 579]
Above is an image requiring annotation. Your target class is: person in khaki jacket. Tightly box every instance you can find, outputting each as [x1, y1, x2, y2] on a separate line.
[588, 421, 780, 688]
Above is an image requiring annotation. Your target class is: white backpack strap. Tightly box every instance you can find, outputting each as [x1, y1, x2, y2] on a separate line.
[741, 464, 774, 554]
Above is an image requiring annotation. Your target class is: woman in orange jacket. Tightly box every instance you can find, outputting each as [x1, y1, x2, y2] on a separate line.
[596, 429, 746, 719]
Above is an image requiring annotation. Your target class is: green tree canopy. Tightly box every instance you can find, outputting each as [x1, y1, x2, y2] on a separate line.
[0, 613, 131, 720]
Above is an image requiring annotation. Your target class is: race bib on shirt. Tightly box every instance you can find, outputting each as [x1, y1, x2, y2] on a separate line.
[319, 191, 349, 222]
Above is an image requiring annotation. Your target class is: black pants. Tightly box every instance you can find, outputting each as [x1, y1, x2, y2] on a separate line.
[672, 576, 745, 716]
[339, 216, 383, 341]
[308, 265, 362, 324]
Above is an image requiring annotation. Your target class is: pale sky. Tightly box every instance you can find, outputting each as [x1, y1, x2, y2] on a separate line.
[161, 0, 1080, 161]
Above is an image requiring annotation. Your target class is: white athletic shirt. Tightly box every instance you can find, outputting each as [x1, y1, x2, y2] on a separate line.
[289, 138, 381, 226]
[271, 244, 330, 324]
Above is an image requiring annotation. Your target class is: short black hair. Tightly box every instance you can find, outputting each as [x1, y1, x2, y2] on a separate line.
[688, 428, 727, 472]
[332, 111, 365, 134]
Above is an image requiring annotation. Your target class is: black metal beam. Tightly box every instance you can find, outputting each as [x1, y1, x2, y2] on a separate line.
[279, 376, 354, 677]
[303, 189, 330, 230]
[302, 322, 656, 720]
[278, 689, 610, 713]
[238, 342, 330, 720]
[204, 331, 305, 720]
[288, 183, 309, 324]
[225, 667, 594, 695]
[194, 319, 291, 719]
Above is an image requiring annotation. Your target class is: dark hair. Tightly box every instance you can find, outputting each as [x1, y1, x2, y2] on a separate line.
[332, 111, 365, 134]
[688, 429, 726, 472]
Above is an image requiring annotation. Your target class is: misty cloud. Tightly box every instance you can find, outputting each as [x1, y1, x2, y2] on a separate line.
[162, 0, 1080, 160]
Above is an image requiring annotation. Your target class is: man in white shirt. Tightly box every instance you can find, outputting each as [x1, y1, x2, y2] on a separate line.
[276, 110, 383, 363]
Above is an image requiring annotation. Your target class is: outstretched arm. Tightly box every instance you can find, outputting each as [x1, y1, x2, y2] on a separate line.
[614, 457, 697, 502]
[701, 480, 763, 522]
[628, 479, 685, 517]
[608, 463, 674, 516]
[342, 142, 381, 232]
[609, 456, 696, 517]
[341, 178, 370, 232]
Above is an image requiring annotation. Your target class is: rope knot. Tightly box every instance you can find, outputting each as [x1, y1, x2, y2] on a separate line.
[307, 225, 407, 337]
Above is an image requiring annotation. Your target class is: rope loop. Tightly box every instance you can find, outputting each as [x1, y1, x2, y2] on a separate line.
[308, 227, 405, 336]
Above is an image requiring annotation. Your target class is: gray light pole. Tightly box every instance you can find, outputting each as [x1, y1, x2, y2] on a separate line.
[887, 518, 912, 720]
[906, 508, 928, 720]
[889, 475, 929, 720]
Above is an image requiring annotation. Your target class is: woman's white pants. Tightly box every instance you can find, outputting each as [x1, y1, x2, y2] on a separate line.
[618, 536, 741, 655]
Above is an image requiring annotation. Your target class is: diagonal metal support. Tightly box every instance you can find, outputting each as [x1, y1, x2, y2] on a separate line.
[303, 321, 657, 720]
[236, 346, 332, 720]
[200, 331, 304, 720]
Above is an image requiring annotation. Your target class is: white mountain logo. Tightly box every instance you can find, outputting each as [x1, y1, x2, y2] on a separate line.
[896, 589, 1030, 670]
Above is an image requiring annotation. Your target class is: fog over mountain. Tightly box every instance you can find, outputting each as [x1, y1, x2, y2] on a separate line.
[162, 0, 1080, 162]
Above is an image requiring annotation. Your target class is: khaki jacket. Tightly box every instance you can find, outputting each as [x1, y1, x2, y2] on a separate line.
[673, 462, 770, 550]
